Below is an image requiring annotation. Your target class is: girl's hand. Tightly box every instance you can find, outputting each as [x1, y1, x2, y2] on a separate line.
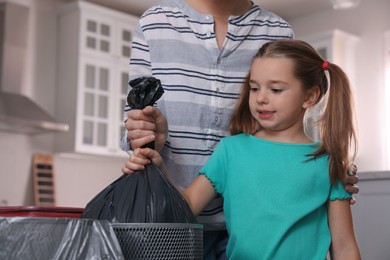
[122, 148, 165, 174]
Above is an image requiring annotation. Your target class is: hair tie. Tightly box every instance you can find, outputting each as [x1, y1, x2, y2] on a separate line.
[322, 60, 329, 71]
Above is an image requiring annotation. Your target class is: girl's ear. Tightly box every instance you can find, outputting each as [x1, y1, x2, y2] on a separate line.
[303, 86, 321, 109]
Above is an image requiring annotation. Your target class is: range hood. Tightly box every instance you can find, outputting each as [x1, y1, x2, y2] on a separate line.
[0, 2, 69, 135]
[0, 92, 69, 134]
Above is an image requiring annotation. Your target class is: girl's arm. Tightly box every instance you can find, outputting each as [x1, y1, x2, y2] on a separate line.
[327, 199, 361, 259]
[183, 175, 216, 216]
[124, 148, 216, 215]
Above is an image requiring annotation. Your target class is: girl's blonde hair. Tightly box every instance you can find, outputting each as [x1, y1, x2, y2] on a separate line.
[229, 39, 357, 184]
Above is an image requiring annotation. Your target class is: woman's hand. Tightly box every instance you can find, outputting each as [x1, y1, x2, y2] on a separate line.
[344, 164, 359, 205]
[122, 148, 166, 175]
[125, 106, 168, 151]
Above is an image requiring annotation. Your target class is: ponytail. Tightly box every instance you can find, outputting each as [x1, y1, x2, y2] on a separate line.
[313, 62, 357, 184]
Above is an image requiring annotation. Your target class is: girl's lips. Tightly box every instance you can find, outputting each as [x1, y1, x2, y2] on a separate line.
[258, 110, 274, 119]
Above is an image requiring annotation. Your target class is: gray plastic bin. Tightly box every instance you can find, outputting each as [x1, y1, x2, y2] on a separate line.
[0, 217, 124, 260]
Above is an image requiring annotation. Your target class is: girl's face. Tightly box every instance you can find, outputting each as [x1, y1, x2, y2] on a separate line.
[249, 57, 314, 137]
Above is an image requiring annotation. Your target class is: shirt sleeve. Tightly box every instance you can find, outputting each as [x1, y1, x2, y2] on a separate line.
[199, 139, 228, 196]
[121, 21, 153, 152]
[329, 179, 352, 201]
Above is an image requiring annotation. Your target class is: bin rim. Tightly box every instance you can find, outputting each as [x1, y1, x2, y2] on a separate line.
[110, 222, 203, 229]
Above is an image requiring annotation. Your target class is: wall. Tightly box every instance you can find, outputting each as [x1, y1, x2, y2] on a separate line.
[0, 0, 57, 206]
[289, 0, 390, 172]
[351, 172, 390, 259]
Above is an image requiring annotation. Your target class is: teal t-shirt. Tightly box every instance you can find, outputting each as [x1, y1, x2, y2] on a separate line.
[200, 134, 351, 260]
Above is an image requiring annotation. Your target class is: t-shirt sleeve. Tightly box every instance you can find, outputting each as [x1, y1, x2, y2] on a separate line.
[329, 179, 352, 200]
[199, 140, 228, 196]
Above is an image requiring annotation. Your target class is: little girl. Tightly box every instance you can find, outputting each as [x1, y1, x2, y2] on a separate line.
[127, 39, 361, 259]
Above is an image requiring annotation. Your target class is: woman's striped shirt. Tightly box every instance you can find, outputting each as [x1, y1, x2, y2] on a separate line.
[123, 0, 294, 230]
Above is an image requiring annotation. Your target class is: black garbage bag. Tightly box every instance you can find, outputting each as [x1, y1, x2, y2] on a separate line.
[126, 76, 164, 149]
[82, 77, 197, 224]
[126, 76, 164, 110]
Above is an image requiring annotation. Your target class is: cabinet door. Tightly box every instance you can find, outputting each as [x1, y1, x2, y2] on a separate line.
[57, 1, 137, 157]
[76, 57, 129, 156]
[116, 20, 135, 64]
[78, 17, 134, 155]
[80, 12, 135, 62]
[76, 57, 116, 154]
[80, 13, 116, 59]
[112, 67, 130, 154]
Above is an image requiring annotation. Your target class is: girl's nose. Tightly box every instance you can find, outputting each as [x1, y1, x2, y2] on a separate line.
[256, 90, 268, 104]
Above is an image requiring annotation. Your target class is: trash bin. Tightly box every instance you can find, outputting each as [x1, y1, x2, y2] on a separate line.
[111, 223, 203, 260]
[0, 207, 203, 260]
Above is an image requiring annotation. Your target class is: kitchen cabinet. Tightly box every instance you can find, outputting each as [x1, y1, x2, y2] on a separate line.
[300, 29, 359, 78]
[299, 29, 359, 141]
[55, 1, 138, 157]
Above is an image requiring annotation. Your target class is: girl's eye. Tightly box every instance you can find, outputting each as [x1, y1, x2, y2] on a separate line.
[271, 88, 283, 93]
[249, 84, 259, 92]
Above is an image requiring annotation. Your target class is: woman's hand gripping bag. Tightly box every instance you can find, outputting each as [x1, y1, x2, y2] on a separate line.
[81, 77, 197, 224]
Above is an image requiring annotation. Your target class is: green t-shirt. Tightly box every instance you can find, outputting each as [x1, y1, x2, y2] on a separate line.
[200, 134, 351, 260]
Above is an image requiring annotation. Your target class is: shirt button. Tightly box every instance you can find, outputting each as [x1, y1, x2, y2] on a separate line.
[206, 31, 211, 37]
[216, 88, 220, 93]
[205, 16, 210, 20]
[214, 117, 218, 122]
[217, 58, 221, 64]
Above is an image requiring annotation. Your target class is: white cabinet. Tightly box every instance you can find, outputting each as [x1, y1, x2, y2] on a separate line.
[55, 1, 138, 157]
[300, 29, 359, 82]
[299, 29, 359, 141]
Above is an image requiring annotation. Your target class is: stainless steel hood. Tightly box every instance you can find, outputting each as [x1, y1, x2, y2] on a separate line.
[0, 92, 69, 134]
[0, 2, 69, 135]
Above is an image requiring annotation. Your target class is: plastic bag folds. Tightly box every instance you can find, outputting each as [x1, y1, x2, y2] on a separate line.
[0, 217, 124, 260]
[81, 76, 197, 224]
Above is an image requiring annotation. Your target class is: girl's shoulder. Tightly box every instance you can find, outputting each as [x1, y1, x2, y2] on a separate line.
[222, 133, 249, 142]
[218, 134, 255, 149]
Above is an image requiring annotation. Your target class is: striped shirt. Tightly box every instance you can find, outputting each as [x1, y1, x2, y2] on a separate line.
[123, 0, 294, 230]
